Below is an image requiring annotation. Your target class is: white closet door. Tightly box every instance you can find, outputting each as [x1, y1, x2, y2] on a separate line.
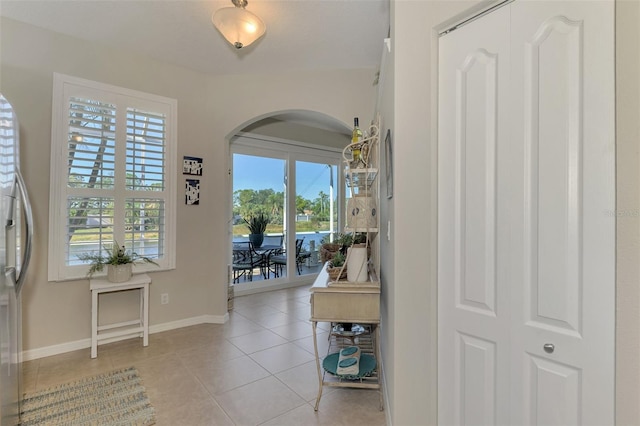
[438, 1, 615, 425]
[438, 6, 511, 425]
[508, 2, 615, 425]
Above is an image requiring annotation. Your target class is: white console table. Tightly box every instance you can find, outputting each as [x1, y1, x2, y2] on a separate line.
[90, 273, 151, 358]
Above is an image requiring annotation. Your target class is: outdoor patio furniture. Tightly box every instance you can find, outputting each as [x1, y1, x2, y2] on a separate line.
[232, 241, 267, 282]
[261, 234, 284, 249]
[269, 238, 305, 277]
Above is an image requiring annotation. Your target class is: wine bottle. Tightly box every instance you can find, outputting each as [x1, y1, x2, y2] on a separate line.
[351, 117, 363, 165]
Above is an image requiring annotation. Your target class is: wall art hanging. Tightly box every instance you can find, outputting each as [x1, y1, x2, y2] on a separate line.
[185, 179, 200, 205]
[183, 156, 203, 176]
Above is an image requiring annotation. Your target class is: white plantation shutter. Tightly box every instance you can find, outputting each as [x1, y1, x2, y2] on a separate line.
[126, 108, 165, 191]
[67, 97, 116, 189]
[66, 196, 114, 265]
[49, 74, 177, 281]
[124, 198, 165, 259]
[124, 109, 167, 260]
[0, 97, 17, 189]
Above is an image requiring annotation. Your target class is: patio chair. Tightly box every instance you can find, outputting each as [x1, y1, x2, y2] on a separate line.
[296, 245, 312, 270]
[232, 241, 267, 283]
[261, 234, 284, 249]
[260, 235, 284, 278]
[268, 238, 304, 278]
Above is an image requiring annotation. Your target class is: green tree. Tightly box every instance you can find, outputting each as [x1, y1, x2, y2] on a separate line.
[265, 191, 284, 223]
[233, 188, 285, 221]
[318, 191, 329, 214]
[296, 195, 311, 214]
[310, 190, 330, 221]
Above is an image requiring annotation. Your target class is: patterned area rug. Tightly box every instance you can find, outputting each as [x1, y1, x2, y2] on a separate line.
[20, 366, 156, 426]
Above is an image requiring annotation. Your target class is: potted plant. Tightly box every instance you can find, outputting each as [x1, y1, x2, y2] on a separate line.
[352, 232, 367, 245]
[319, 232, 368, 263]
[320, 232, 349, 262]
[78, 241, 159, 282]
[243, 213, 270, 248]
[327, 251, 347, 281]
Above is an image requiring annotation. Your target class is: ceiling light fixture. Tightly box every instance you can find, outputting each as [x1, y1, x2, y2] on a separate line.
[212, 0, 266, 50]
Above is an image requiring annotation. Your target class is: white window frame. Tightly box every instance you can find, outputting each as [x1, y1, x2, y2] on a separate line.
[48, 73, 177, 281]
[231, 132, 345, 284]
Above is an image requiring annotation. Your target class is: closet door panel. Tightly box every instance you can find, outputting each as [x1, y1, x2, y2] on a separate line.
[438, 6, 511, 425]
[440, 1, 614, 424]
[509, 2, 615, 424]
[457, 49, 498, 315]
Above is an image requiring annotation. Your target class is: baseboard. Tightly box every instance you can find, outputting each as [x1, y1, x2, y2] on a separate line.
[23, 339, 91, 361]
[380, 355, 392, 426]
[21, 313, 229, 361]
[148, 314, 228, 333]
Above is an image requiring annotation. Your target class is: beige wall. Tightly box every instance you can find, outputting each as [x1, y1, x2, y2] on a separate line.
[243, 118, 351, 149]
[386, 2, 481, 424]
[0, 17, 376, 353]
[376, 37, 395, 424]
[616, 0, 640, 423]
[0, 17, 217, 350]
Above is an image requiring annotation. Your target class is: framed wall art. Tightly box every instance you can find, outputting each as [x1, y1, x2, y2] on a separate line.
[183, 156, 203, 176]
[185, 179, 200, 205]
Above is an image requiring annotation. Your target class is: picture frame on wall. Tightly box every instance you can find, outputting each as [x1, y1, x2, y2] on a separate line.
[385, 129, 393, 199]
[183, 156, 203, 176]
[185, 179, 200, 205]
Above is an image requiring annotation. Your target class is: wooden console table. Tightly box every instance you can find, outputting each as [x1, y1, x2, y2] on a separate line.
[309, 264, 383, 411]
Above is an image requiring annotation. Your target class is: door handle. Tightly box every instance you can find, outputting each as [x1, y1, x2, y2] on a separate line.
[543, 343, 555, 354]
[14, 169, 33, 295]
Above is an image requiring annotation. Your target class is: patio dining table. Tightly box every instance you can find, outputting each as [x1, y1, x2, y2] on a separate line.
[254, 245, 282, 254]
[232, 244, 282, 257]
[232, 243, 283, 280]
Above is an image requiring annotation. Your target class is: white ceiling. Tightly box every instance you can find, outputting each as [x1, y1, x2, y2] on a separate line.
[0, 0, 390, 76]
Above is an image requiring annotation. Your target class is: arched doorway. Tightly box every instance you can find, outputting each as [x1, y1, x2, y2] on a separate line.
[229, 110, 351, 294]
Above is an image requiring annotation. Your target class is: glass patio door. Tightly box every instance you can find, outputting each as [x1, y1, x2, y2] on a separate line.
[231, 135, 343, 288]
[232, 153, 285, 282]
[293, 160, 338, 277]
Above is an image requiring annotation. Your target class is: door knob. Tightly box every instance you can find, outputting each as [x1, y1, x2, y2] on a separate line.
[543, 343, 555, 354]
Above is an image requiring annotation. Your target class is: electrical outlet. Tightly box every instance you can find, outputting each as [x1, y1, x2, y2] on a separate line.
[161, 293, 169, 305]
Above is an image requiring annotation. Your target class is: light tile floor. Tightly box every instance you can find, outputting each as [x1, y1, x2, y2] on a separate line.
[23, 285, 387, 426]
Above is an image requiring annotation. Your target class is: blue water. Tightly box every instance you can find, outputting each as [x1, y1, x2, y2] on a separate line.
[233, 231, 329, 250]
[70, 231, 331, 265]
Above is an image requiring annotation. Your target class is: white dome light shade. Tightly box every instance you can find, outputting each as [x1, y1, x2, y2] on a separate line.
[212, 5, 266, 49]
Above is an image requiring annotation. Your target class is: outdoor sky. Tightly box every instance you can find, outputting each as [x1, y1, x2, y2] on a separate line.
[233, 154, 339, 202]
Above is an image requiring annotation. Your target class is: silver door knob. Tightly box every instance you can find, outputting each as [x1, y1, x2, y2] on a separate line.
[543, 343, 555, 354]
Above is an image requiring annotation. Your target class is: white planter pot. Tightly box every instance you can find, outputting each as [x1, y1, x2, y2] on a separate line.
[107, 263, 132, 283]
[347, 245, 368, 282]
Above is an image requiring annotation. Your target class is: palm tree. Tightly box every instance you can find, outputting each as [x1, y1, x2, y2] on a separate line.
[318, 191, 329, 215]
[266, 191, 284, 220]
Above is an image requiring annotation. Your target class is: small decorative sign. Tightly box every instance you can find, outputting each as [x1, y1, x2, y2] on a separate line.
[185, 179, 200, 205]
[183, 156, 203, 176]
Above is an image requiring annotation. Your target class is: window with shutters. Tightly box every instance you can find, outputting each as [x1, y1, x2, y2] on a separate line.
[48, 74, 177, 281]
